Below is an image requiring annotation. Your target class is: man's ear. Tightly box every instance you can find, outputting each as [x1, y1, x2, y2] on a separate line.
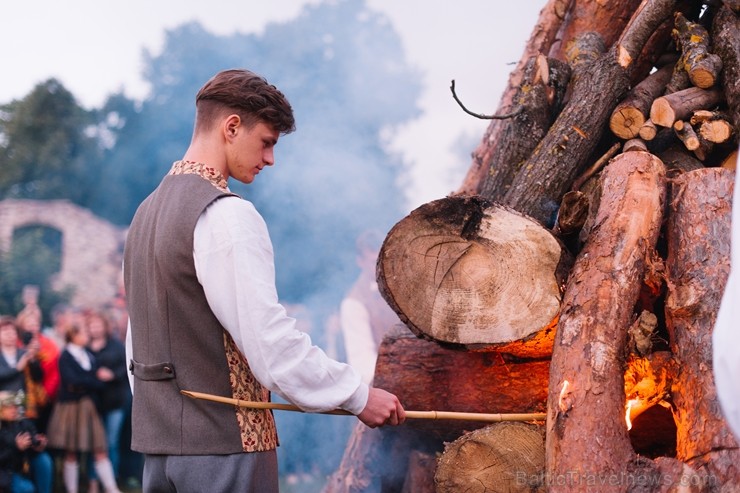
[224, 114, 241, 139]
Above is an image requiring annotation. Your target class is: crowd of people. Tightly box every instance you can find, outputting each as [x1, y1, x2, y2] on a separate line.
[0, 289, 138, 493]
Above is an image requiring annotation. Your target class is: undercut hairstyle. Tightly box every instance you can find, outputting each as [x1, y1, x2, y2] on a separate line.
[195, 69, 296, 135]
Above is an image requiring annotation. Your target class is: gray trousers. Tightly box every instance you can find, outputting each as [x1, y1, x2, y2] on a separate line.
[143, 451, 278, 493]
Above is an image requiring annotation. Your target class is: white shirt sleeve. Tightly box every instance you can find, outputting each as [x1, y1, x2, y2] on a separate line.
[713, 163, 740, 442]
[193, 196, 369, 415]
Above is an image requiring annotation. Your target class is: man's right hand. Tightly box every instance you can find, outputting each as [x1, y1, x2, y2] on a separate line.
[357, 387, 406, 428]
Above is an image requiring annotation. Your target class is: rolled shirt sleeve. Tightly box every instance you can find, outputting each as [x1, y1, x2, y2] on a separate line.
[193, 196, 368, 415]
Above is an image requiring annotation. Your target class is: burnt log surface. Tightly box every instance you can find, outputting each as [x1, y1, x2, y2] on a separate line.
[665, 168, 740, 487]
[377, 196, 571, 358]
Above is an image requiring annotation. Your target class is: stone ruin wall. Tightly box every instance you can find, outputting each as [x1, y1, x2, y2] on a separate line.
[0, 199, 127, 309]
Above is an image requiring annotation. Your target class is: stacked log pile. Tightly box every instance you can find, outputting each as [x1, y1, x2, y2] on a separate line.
[323, 0, 739, 491]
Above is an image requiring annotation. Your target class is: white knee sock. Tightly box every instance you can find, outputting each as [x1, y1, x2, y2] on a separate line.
[94, 458, 122, 493]
[63, 461, 79, 493]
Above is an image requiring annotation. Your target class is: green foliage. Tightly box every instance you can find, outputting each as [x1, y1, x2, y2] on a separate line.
[0, 79, 102, 206]
[0, 226, 72, 322]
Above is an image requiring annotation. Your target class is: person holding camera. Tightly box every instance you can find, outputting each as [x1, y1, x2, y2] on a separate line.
[0, 389, 53, 493]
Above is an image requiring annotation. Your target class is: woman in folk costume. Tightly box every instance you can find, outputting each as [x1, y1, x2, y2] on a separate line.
[47, 324, 122, 493]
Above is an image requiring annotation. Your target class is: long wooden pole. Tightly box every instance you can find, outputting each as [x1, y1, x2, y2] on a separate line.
[181, 390, 546, 423]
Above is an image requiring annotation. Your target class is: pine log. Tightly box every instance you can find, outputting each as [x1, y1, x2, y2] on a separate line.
[698, 118, 734, 143]
[545, 151, 667, 492]
[373, 324, 550, 442]
[435, 422, 546, 493]
[377, 196, 572, 357]
[548, 0, 643, 61]
[665, 168, 740, 487]
[672, 119, 700, 150]
[623, 138, 649, 152]
[321, 421, 418, 493]
[400, 450, 436, 493]
[656, 143, 705, 172]
[503, 0, 679, 226]
[721, 147, 738, 169]
[672, 12, 724, 88]
[713, 4, 740, 134]
[457, 0, 571, 195]
[478, 54, 571, 202]
[650, 86, 724, 128]
[639, 119, 659, 140]
[610, 63, 673, 139]
[322, 423, 384, 493]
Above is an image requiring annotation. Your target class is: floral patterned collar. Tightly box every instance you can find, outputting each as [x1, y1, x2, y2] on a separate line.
[169, 160, 230, 192]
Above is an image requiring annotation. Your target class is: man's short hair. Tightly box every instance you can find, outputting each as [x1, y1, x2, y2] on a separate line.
[195, 69, 296, 134]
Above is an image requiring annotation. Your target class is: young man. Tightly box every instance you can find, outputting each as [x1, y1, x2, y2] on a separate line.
[123, 69, 405, 493]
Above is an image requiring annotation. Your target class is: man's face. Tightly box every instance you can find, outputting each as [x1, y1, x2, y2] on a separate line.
[227, 121, 280, 184]
[0, 324, 17, 347]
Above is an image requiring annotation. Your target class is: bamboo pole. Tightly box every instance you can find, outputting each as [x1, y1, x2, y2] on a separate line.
[181, 390, 546, 423]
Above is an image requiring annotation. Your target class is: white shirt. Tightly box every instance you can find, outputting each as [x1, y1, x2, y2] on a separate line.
[126, 195, 368, 415]
[714, 159, 740, 441]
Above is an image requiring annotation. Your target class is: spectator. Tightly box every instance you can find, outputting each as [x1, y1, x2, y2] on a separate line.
[0, 389, 54, 493]
[16, 307, 60, 433]
[46, 324, 121, 493]
[0, 316, 40, 395]
[86, 310, 130, 490]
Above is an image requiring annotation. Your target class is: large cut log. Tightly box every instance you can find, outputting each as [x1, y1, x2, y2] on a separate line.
[664, 168, 740, 487]
[434, 422, 546, 493]
[377, 196, 572, 358]
[545, 150, 667, 492]
[458, 0, 572, 195]
[503, 0, 680, 225]
[712, 4, 740, 134]
[373, 324, 550, 441]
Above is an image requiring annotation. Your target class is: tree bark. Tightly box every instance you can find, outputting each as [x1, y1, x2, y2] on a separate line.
[610, 63, 673, 139]
[664, 167, 740, 488]
[377, 196, 572, 357]
[478, 55, 571, 202]
[650, 86, 724, 128]
[373, 324, 550, 442]
[400, 450, 436, 493]
[712, 4, 740, 134]
[503, 0, 679, 226]
[435, 422, 546, 493]
[672, 11, 724, 89]
[548, 0, 644, 61]
[545, 151, 667, 492]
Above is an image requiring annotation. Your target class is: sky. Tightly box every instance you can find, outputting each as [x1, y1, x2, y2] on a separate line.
[0, 0, 545, 211]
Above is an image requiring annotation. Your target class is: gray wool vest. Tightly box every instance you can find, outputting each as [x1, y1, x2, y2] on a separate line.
[123, 173, 277, 455]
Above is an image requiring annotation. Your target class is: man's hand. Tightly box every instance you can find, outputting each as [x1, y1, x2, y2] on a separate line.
[357, 387, 406, 428]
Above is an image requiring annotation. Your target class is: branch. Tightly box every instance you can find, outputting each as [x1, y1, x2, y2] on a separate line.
[450, 80, 523, 120]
